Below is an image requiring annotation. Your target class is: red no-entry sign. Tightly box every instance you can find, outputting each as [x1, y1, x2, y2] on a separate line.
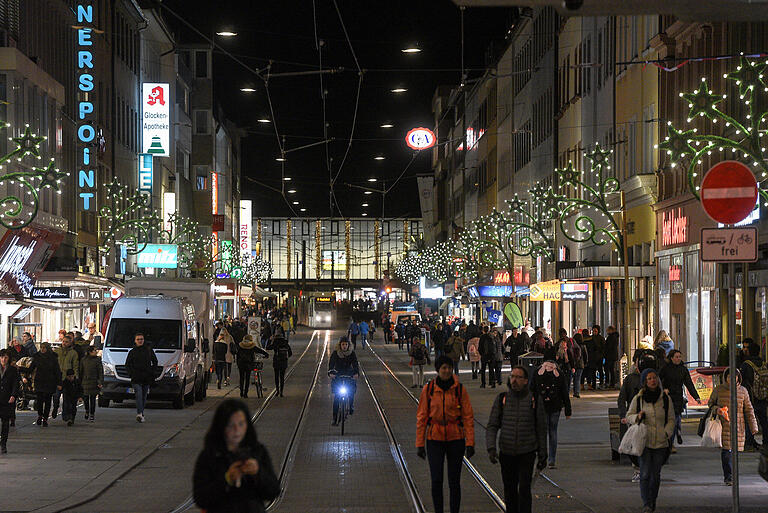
[700, 160, 758, 225]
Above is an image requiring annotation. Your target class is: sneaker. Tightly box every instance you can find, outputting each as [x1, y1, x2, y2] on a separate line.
[548, 463, 557, 469]
[574, 394, 581, 398]
[139, 415, 145, 423]
[725, 478, 733, 486]
[36, 417, 42, 426]
[89, 416, 95, 423]
[677, 434, 683, 445]
[136, 414, 143, 423]
[632, 470, 641, 483]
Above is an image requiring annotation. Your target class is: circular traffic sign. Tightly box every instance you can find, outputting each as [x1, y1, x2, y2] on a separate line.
[405, 127, 435, 150]
[700, 160, 758, 225]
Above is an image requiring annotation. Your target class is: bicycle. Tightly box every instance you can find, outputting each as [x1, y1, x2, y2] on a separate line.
[334, 376, 354, 435]
[252, 356, 266, 398]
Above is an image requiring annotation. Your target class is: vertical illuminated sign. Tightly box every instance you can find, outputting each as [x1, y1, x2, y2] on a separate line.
[142, 83, 170, 156]
[240, 200, 252, 260]
[138, 153, 153, 196]
[211, 172, 219, 261]
[76, 2, 96, 212]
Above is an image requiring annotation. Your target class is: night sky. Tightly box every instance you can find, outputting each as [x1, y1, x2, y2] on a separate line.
[161, 0, 515, 218]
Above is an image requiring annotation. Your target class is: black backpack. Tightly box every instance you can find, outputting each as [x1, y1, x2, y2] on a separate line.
[537, 371, 559, 409]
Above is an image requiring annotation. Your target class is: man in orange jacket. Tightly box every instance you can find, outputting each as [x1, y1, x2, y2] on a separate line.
[416, 355, 475, 513]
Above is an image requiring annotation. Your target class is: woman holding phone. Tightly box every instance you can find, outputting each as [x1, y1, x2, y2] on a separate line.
[193, 399, 280, 512]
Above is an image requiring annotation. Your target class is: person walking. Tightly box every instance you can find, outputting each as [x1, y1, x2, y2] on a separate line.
[60, 369, 81, 426]
[416, 355, 475, 513]
[479, 326, 495, 388]
[359, 319, 369, 349]
[224, 330, 236, 386]
[347, 318, 360, 350]
[193, 399, 280, 512]
[529, 361, 571, 468]
[432, 323, 446, 359]
[659, 349, 701, 452]
[21, 332, 38, 356]
[708, 368, 759, 485]
[582, 329, 598, 390]
[125, 333, 158, 423]
[591, 326, 606, 389]
[52, 336, 79, 419]
[271, 332, 292, 397]
[626, 368, 674, 513]
[445, 329, 466, 376]
[486, 365, 547, 513]
[571, 332, 586, 398]
[604, 326, 620, 388]
[237, 335, 269, 398]
[490, 327, 504, 386]
[467, 335, 481, 380]
[619, 350, 658, 482]
[554, 334, 574, 395]
[654, 330, 674, 356]
[409, 338, 430, 388]
[0, 349, 19, 453]
[79, 345, 103, 422]
[27, 342, 60, 426]
[739, 342, 768, 450]
[213, 332, 230, 389]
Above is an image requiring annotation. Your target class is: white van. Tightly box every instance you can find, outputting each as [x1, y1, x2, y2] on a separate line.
[100, 296, 202, 409]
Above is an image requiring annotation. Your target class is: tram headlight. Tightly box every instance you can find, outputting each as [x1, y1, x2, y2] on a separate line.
[325, 316, 331, 322]
[316, 315, 321, 321]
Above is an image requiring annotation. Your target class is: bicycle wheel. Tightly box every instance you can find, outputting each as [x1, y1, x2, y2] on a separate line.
[340, 397, 346, 435]
[256, 373, 264, 398]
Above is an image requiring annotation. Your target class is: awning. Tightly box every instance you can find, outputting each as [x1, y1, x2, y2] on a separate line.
[557, 265, 655, 281]
[252, 286, 277, 299]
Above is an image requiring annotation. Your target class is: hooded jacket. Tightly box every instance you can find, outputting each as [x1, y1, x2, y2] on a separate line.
[125, 344, 158, 385]
[445, 334, 466, 362]
[604, 332, 620, 361]
[529, 362, 572, 416]
[79, 353, 104, 395]
[29, 350, 61, 395]
[237, 339, 268, 367]
[486, 382, 547, 457]
[709, 371, 759, 451]
[271, 337, 292, 370]
[416, 375, 475, 447]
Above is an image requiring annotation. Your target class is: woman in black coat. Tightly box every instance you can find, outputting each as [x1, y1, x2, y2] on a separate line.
[659, 349, 701, 450]
[27, 342, 61, 426]
[0, 349, 20, 453]
[193, 399, 280, 513]
[270, 335, 292, 397]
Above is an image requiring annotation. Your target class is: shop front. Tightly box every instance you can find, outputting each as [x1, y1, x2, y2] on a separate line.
[214, 279, 238, 320]
[655, 198, 718, 363]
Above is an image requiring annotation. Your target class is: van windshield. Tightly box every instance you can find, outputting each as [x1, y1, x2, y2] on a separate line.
[105, 319, 183, 350]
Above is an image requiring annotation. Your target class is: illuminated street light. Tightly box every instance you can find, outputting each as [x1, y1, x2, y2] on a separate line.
[362, 203, 369, 207]
[240, 88, 256, 92]
[362, 213, 368, 217]
[368, 178, 377, 182]
[283, 177, 291, 181]
[292, 201, 299, 205]
[276, 157, 286, 162]
[374, 156, 385, 160]
[401, 47, 421, 53]
[364, 191, 373, 195]
[391, 88, 407, 93]
[380, 123, 394, 128]
[216, 31, 237, 37]
[287, 189, 296, 193]
[257, 118, 271, 123]
[300, 208, 306, 212]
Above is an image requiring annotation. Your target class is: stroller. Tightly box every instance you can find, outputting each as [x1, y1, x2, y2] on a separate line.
[14, 356, 36, 411]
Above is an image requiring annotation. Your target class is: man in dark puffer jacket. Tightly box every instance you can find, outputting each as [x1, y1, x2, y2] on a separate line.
[487, 365, 547, 513]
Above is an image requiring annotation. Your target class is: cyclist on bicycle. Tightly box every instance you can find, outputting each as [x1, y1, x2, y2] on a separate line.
[328, 336, 359, 426]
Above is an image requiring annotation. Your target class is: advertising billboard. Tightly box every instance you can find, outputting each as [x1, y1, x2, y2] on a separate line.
[136, 244, 178, 268]
[322, 250, 346, 271]
[142, 83, 170, 157]
[240, 200, 252, 258]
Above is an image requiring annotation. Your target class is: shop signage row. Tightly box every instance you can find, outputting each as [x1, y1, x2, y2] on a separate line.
[529, 280, 589, 302]
[27, 286, 110, 302]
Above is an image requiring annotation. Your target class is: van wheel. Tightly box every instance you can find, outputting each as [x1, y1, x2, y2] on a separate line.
[173, 381, 185, 409]
[98, 397, 110, 408]
[194, 371, 205, 401]
[202, 371, 209, 398]
[185, 378, 196, 406]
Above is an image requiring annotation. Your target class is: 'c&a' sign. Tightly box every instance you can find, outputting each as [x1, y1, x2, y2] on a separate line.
[76, 2, 97, 211]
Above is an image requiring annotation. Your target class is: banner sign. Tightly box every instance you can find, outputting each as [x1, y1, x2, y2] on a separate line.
[142, 83, 170, 156]
[529, 280, 562, 302]
[561, 282, 589, 301]
[30, 287, 70, 300]
[136, 244, 178, 268]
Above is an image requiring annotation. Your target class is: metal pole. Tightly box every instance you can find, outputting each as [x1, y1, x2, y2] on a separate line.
[621, 191, 631, 365]
[727, 261, 739, 511]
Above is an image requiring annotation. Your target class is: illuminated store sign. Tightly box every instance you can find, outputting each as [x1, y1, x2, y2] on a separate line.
[136, 244, 178, 268]
[30, 287, 70, 300]
[0, 225, 64, 296]
[142, 83, 170, 156]
[76, 2, 97, 211]
[561, 282, 589, 301]
[405, 127, 436, 150]
[138, 154, 153, 196]
[662, 208, 688, 247]
[240, 200, 252, 258]
[669, 264, 682, 282]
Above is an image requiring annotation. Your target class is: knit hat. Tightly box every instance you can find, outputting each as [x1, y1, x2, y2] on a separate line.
[640, 368, 658, 386]
[435, 355, 454, 373]
[66, 368, 75, 376]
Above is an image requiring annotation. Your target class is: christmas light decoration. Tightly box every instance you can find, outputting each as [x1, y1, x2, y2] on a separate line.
[0, 122, 68, 230]
[374, 220, 380, 279]
[345, 220, 351, 281]
[504, 187, 559, 261]
[256, 219, 262, 256]
[286, 219, 292, 280]
[315, 220, 322, 280]
[658, 57, 768, 203]
[100, 180, 163, 254]
[158, 212, 214, 270]
[556, 144, 623, 256]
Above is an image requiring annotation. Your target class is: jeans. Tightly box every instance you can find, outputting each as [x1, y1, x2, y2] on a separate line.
[412, 364, 425, 387]
[238, 362, 251, 396]
[494, 361, 502, 384]
[351, 334, 358, 349]
[82, 394, 97, 416]
[426, 439, 465, 513]
[562, 367, 572, 395]
[639, 447, 667, 509]
[360, 333, 368, 348]
[471, 361, 479, 379]
[133, 383, 149, 414]
[604, 360, 617, 387]
[546, 410, 561, 464]
[453, 359, 460, 376]
[585, 366, 598, 388]
[670, 413, 683, 445]
[499, 450, 536, 513]
[721, 449, 733, 481]
[1, 417, 8, 446]
[52, 388, 62, 416]
[572, 368, 583, 396]
[62, 395, 77, 422]
[215, 360, 226, 386]
[274, 366, 286, 395]
[35, 392, 53, 419]
[480, 361, 490, 386]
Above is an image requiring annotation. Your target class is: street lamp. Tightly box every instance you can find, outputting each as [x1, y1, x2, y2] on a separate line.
[216, 31, 237, 37]
[391, 88, 407, 93]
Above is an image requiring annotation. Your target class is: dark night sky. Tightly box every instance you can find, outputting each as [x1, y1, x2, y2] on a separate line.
[161, 0, 515, 218]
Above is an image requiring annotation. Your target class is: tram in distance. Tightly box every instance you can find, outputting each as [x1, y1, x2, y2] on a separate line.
[308, 296, 335, 328]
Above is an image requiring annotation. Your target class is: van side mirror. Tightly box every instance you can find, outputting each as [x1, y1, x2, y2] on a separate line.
[202, 338, 210, 353]
[185, 338, 196, 353]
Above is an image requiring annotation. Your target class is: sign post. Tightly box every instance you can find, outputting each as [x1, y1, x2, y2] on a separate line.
[699, 160, 759, 512]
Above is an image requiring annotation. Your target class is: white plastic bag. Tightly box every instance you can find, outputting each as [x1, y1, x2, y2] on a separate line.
[701, 417, 722, 448]
[619, 423, 648, 456]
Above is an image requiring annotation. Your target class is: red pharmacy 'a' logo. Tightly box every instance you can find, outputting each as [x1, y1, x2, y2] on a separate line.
[147, 86, 166, 106]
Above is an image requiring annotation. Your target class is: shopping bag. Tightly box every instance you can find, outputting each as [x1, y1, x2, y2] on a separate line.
[701, 417, 722, 448]
[618, 423, 648, 456]
[698, 406, 714, 437]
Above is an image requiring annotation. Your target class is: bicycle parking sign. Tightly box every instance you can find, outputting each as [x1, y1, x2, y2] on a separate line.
[700, 227, 758, 262]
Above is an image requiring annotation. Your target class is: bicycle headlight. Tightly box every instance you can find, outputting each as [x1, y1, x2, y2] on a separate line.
[339, 386, 348, 396]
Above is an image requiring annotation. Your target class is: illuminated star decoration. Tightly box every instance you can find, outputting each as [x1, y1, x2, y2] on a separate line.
[11, 125, 46, 159]
[681, 79, 723, 121]
[585, 143, 612, 169]
[37, 161, 68, 190]
[725, 57, 768, 100]
[556, 160, 581, 187]
[658, 124, 698, 164]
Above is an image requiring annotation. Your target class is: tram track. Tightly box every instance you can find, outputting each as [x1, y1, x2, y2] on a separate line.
[169, 329, 324, 513]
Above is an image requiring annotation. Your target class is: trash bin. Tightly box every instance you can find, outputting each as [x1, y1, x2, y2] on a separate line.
[518, 351, 544, 376]
[609, 407, 627, 461]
